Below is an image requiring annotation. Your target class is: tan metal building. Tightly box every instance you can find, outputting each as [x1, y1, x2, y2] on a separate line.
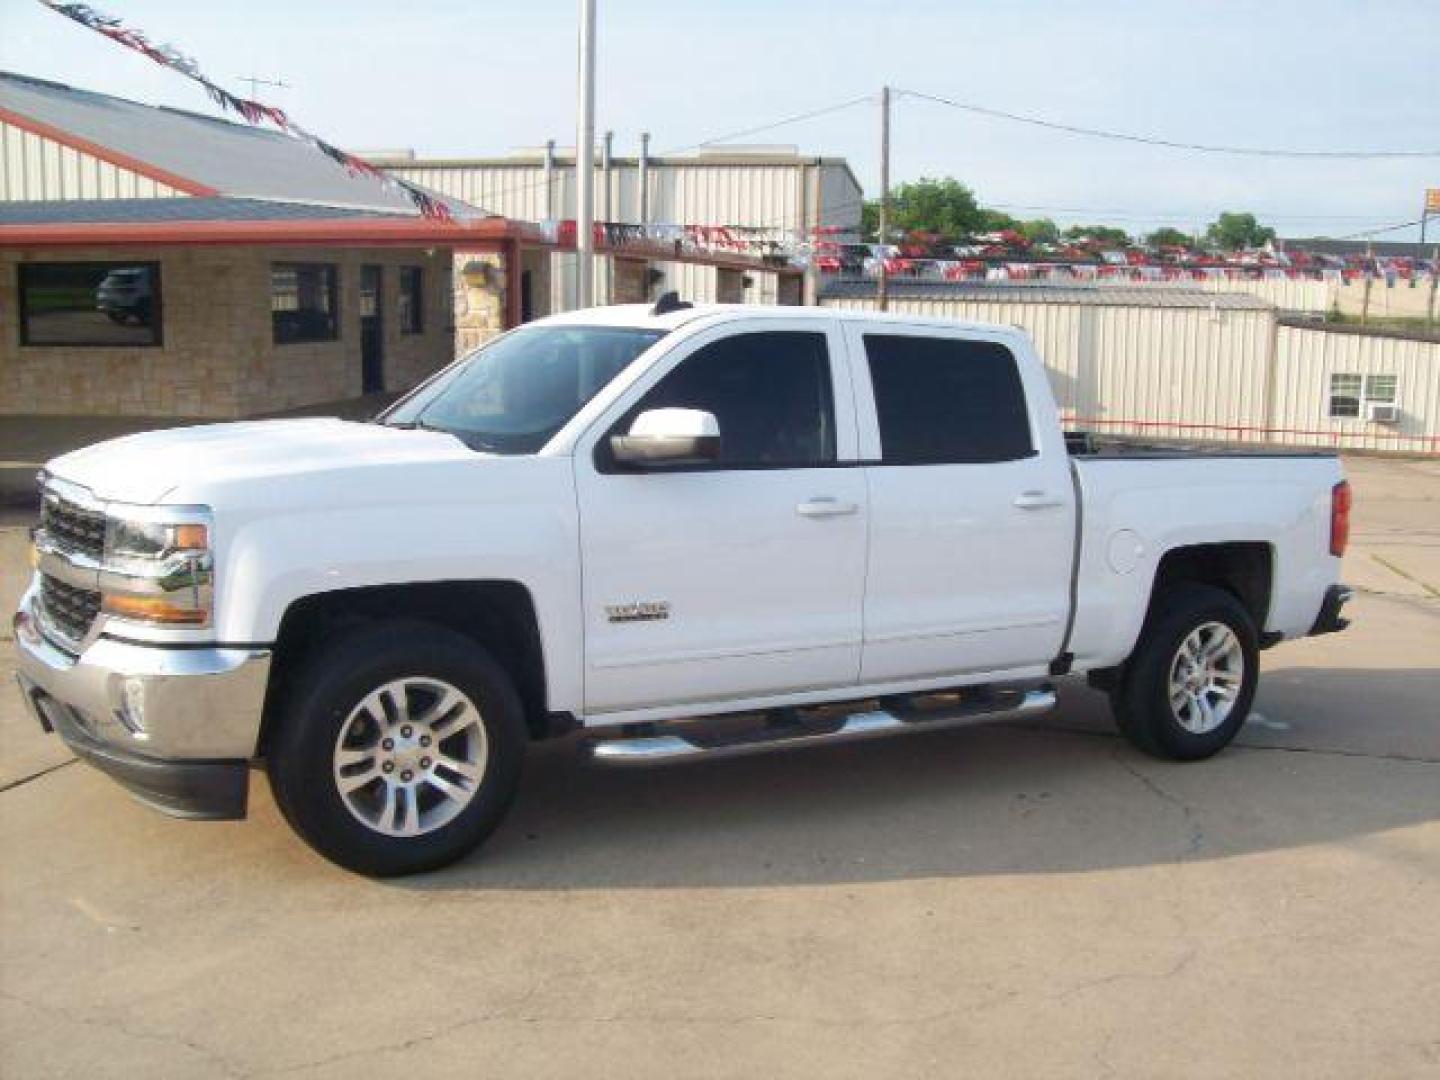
[377, 145, 861, 309]
[821, 282, 1439, 455]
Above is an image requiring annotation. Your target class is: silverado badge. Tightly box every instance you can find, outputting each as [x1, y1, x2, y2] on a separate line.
[605, 601, 671, 623]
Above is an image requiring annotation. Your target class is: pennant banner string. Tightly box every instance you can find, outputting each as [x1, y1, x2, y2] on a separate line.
[37, 1, 452, 220]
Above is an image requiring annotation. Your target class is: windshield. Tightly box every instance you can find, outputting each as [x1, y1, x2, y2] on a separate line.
[381, 324, 667, 453]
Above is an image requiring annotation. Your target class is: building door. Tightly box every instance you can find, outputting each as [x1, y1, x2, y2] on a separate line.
[520, 269, 535, 323]
[360, 265, 384, 393]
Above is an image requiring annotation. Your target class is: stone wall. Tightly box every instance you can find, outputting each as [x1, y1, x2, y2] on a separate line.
[1, 244, 453, 418]
[452, 250, 507, 358]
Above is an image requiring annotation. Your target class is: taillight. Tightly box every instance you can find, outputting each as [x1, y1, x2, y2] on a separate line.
[1330, 480, 1351, 557]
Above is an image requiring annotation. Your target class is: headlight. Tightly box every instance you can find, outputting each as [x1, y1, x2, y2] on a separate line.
[105, 517, 209, 562]
[100, 508, 213, 627]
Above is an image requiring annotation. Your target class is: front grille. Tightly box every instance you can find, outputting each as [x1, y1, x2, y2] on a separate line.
[39, 574, 101, 648]
[40, 492, 106, 562]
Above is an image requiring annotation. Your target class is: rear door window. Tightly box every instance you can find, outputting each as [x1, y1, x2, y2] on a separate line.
[863, 334, 1033, 464]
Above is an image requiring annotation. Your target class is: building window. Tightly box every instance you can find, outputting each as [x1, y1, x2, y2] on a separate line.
[271, 263, 338, 344]
[1329, 373, 1398, 419]
[398, 267, 424, 334]
[1328, 374, 1363, 418]
[1365, 374, 1397, 406]
[18, 262, 162, 347]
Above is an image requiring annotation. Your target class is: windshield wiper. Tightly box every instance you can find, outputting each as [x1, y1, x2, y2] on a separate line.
[385, 417, 444, 433]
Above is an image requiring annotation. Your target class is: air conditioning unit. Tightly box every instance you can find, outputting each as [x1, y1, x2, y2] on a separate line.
[1367, 402, 1399, 424]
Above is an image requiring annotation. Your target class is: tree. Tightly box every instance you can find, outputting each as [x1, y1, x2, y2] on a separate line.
[1064, 224, 1132, 248]
[975, 208, 1018, 235]
[1205, 211, 1275, 251]
[1146, 226, 1193, 249]
[1018, 218, 1060, 245]
[861, 177, 984, 243]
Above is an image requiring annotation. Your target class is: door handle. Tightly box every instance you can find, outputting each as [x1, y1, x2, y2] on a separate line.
[797, 497, 859, 518]
[1013, 490, 1064, 510]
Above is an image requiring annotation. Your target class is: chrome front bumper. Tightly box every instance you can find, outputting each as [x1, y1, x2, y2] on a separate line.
[13, 585, 271, 818]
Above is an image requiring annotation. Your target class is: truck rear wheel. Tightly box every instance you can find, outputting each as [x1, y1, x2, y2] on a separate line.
[266, 621, 526, 876]
[1110, 583, 1258, 761]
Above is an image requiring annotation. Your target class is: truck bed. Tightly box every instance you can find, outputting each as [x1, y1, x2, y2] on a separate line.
[1065, 430, 1338, 460]
[1064, 445, 1345, 672]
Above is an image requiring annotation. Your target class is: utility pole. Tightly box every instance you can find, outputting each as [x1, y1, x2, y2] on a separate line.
[1428, 245, 1438, 335]
[601, 130, 614, 223]
[575, 0, 597, 308]
[544, 139, 557, 220]
[1361, 238, 1373, 326]
[877, 85, 891, 312]
[638, 132, 651, 225]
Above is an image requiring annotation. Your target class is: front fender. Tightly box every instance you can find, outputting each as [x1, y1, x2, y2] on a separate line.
[207, 457, 584, 713]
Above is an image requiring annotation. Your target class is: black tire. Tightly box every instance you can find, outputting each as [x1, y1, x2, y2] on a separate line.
[266, 620, 526, 876]
[1110, 583, 1259, 761]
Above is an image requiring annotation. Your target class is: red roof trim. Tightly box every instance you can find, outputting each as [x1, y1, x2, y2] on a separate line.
[0, 104, 219, 197]
[0, 216, 532, 247]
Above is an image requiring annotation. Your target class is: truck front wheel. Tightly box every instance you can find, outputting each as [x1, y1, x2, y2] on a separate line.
[266, 621, 526, 876]
[1110, 583, 1259, 761]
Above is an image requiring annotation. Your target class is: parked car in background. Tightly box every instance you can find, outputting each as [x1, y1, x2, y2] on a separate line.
[95, 267, 154, 325]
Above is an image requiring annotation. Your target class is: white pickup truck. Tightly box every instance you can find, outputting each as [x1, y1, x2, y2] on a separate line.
[15, 297, 1352, 875]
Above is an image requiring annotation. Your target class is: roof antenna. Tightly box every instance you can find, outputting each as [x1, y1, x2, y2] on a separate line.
[651, 291, 693, 316]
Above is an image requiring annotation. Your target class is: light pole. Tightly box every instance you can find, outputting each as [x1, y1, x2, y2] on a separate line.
[575, 0, 597, 308]
[877, 85, 891, 312]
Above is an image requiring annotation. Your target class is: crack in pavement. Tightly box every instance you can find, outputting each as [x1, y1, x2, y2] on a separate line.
[1055, 946, 1199, 1002]
[0, 756, 77, 794]
[256, 950, 1209, 1078]
[1110, 752, 1206, 859]
[1007, 720, 1440, 765]
[0, 990, 246, 1079]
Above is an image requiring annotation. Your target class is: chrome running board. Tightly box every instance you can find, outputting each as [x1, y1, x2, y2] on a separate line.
[585, 686, 1056, 766]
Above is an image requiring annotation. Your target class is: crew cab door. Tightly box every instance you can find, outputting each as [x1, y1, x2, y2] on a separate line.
[845, 324, 1076, 683]
[574, 320, 867, 716]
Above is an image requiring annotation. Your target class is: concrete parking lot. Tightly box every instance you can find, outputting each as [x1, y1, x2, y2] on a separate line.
[1, 455, 1437, 1078]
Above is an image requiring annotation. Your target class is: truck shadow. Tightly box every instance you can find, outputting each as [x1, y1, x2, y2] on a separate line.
[397, 668, 1440, 892]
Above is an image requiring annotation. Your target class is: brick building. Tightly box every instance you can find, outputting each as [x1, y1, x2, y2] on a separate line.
[0, 72, 529, 419]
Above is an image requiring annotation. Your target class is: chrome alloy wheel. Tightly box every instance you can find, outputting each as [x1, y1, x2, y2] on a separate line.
[332, 678, 489, 837]
[1167, 621, 1245, 735]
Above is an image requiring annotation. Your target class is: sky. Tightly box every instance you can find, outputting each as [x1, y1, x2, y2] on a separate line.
[2, 0, 1437, 241]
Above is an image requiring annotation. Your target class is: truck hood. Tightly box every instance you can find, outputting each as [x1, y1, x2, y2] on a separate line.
[47, 418, 477, 505]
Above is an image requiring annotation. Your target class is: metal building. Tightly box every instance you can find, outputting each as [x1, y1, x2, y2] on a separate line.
[821, 281, 1439, 455]
[377, 145, 861, 308]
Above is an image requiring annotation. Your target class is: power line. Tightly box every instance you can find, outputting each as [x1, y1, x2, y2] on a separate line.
[898, 87, 1440, 159]
[1330, 218, 1427, 241]
[985, 203, 1410, 223]
[398, 93, 875, 217]
[665, 94, 874, 155]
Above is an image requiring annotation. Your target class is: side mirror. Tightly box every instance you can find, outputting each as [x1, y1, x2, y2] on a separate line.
[610, 408, 720, 467]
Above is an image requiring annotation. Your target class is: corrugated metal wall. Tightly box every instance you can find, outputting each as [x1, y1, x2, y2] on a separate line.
[821, 295, 1440, 455]
[1191, 277, 1334, 313]
[822, 295, 1274, 441]
[386, 158, 861, 235]
[1271, 327, 1440, 453]
[0, 119, 185, 201]
[388, 157, 857, 312]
